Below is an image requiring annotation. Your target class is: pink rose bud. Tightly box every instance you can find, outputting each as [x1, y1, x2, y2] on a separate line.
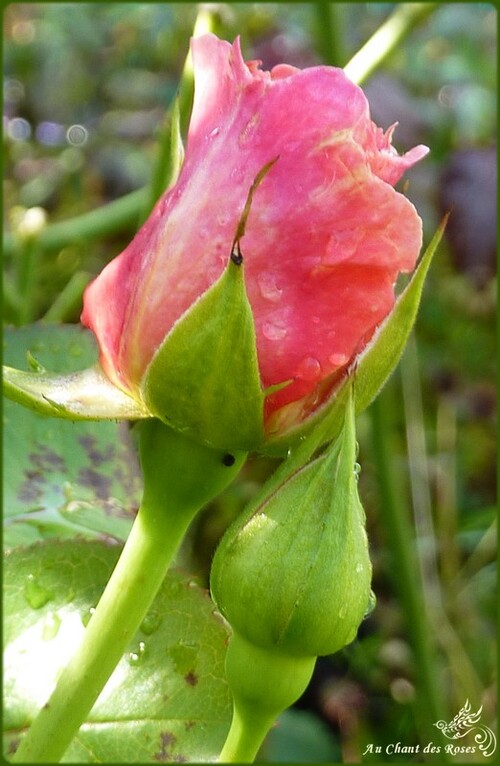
[81, 34, 428, 450]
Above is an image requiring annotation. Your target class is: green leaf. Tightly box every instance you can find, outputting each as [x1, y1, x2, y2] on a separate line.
[3, 540, 232, 763]
[3, 325, 143, 547]
[261, 708, 340, 763]
[264, 218, 447, 457]
[142, 258, 265, 450]
[3, 321, 148, 421]
[3, 363, 149, 421]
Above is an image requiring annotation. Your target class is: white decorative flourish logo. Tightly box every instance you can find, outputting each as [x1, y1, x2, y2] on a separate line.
[434, 700, 497, 757]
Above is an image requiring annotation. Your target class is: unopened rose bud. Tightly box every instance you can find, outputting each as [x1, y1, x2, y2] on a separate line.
[210, 387, 372, 657]
[81, 34, 428, 451]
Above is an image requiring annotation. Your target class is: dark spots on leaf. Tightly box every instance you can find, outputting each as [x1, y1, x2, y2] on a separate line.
[77, 468, 112, 500]
[7, 737, 20, 755]
[18, 470, 44, 504]
[29, 447, 66, 473]
[78, 435, 116, 466]
[17, 444, 67, 505]
[184, 670, 198, 686]
[153, 731, 186, 762]
[184, 720, 196, 731]
[18, 445, 67, 504]
[222, 453, 235, 466]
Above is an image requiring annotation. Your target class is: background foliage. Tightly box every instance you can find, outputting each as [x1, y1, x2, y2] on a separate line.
[3, 3, 496, 763]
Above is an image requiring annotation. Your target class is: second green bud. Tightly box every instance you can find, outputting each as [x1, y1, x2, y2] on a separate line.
[211, 386, 373, 658]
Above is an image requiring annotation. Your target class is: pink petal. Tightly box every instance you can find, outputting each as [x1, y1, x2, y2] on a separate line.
[82, 33, 427, 431]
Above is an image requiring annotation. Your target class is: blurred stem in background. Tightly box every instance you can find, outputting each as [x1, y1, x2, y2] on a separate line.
[2, 2, 439, 269]
[314, 1, 347, 67]
[369, 380, 448, 743]
[400, 335, 484, 708]
[344, 2, 437, 85]
[4, 4, 219, 327]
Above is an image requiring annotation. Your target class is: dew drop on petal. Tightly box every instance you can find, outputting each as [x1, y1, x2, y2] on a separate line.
[257, 271, 283, 303]
[329, 352, 349, 367]
[295, 356, 322, 382]
[263, 321, 287, 341]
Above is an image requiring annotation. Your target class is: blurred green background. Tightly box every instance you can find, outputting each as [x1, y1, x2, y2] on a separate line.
[3, 3, 496, 763]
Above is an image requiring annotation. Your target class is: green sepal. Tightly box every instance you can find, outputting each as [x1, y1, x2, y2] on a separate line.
[264, 217, 448, 456]
[167, 97, 185, 191]
[141, 257, 266, 451]
[2, 363, 149, 421]
[211, 385, 372, 658]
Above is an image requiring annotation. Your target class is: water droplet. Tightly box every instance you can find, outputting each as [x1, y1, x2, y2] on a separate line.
[355, 562, 364, 574]
[230, 166, 244, 182]
[329, 352, 349, 367]
[257, 271, 282, 303]
[295, 356, 322, 382]
[262, 321, 287, 341]
[209, 127, 220, 138]
[353, 461, 361, 481]
[364, 590, 377, 619]
[128, 641, 146, 666]
[140, 611, 162, 635]
[81, 606, 96, 627]
[24, 574, 53, 609]
[217, 214, 229, 227]
[42, 611, 61, 640]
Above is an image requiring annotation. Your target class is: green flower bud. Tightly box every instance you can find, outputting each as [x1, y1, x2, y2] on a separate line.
[211, 387, 372, 657]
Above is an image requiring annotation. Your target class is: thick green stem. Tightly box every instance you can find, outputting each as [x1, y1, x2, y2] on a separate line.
[13, 421, 246, 764]
[219, 703, 275, 763]
[218, 633, 316, 763]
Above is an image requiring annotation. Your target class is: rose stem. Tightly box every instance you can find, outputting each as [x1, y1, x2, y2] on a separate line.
[217, 633, 316, 763]
[12, 420, 246, 764]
